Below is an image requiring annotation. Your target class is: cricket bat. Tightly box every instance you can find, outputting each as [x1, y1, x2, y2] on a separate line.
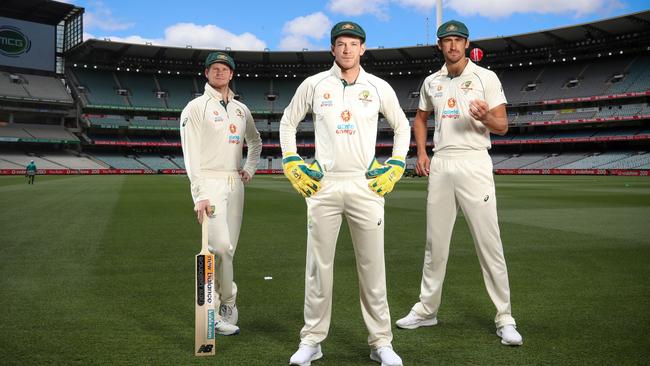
[195, 216, 216, 356]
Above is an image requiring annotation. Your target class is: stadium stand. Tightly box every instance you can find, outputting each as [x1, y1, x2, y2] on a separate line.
[136, 155, 178, 170]
[71, 69, 129, 107]
[116, 72, 166, 109]
[93, 154, 151, 169]
[559, 152, 631, 168]
[157, 74, 197, 109]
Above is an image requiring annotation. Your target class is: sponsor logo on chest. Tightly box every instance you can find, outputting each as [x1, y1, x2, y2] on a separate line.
[213, 110, 224, 123]
[434, 84, 444, 98]
[228, 123, 240, 144]
[321, 92, 333, 107]
[442, 97, 460, 119]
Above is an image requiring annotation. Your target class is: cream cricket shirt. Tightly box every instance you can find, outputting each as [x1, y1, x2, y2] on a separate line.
[419, 60, 507, 152]
[180, 83, 262, 203]
[280, 63, 410, 173]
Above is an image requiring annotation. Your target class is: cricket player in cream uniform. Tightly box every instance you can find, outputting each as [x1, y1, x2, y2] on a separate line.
[281, 22, 410, 366]
[180, 51, 262, 336]
[395, 20, 523, 346]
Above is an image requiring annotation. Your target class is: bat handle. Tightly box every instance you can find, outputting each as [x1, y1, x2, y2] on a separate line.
[201, 216, 209, 252]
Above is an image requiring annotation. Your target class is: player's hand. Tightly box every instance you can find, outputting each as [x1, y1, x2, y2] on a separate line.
[416, 153, 430, 177]
[469, 99, 489, 122]
[366, 156, 405, 196]
[282, 153, 323, 197]
[239, 170, 252, 184]
[194, 199, 214, 224]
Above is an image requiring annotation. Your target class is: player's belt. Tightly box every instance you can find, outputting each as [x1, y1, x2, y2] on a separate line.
[433, 149, 489, 159]
[322, 171, 367, 179]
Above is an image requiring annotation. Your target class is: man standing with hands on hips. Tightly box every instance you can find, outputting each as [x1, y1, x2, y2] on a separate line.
[395, 20, 523, 346]
[180, 51, 262, 336]
[280, 21, 410, 366]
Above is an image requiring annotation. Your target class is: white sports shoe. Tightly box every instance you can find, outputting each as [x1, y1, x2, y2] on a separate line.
[395, 310, 438, 329]
[289, 344, 322, 366]
[215, 319, 239, 336]
[220, 303, 238, 325]
[497, 325, 523, 346]
[370, 346, 403, 366]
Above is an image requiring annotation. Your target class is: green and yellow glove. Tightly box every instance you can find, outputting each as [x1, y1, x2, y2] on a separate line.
[282, 153, 324, 197]
[366, 156, 406, 196]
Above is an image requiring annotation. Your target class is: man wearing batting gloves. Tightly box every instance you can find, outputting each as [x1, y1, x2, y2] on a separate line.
[180, 51, 262, 336]
[395, 20, 522, 346]
[280, 21, 410, 366]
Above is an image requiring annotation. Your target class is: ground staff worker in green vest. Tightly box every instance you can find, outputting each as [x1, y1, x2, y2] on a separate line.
[395, 20, 523, 346]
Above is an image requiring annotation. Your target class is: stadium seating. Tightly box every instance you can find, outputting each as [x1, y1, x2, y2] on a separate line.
[597, 152, 650, 169]
[232, 79, 271, 112]
[92, 154, 151, 169]
[136, 155, 178, 170]
[72, 69, 129, 107]
[559, 152, 630, 168]
[522, 153, 589, 168]
[271, 79, 301, 112]
[86, 116, 130, 129]
[606, 55, 650, 94]
[157, 74, 197, 109]
[116, 72, 166, 109]
[41, 153, 106, 169]
[493, 153, 547, 168]
[0, 152, 66, 169]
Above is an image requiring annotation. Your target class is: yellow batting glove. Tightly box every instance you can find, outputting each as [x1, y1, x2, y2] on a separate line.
[366, 156, 406, 196]
[282, 153, 324, 197]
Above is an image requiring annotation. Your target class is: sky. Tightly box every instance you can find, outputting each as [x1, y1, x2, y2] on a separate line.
[63, 0, 650, 51]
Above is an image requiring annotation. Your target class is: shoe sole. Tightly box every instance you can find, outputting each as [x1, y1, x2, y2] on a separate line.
[396, 317, 438, 329]
[289, 351, 323, 366]
[217, 329, 240, 336]
[370, 351, 403, 366]
[496, 330, 523, 346]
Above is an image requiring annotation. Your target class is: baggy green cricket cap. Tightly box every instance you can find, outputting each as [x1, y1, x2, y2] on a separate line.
[205, 52, 235, 70]
[330, 21, 366, 44]
[437, 20, 469, 39]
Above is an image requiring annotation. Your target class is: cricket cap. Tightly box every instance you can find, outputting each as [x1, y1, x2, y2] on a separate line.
[205, 52, 235, 70]
[437, 20, 469, 39]
[331, 21, 366, 44]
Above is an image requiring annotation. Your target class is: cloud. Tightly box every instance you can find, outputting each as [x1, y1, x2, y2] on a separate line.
[86, 23, 267, 51]
[163, 23, 266, 50]
[393, 0, 438, 13]
[83, 1, 134, 31]
[328, 0, 390, 20]
[279, 12, 332, 51]
[445, 0, 624, 19]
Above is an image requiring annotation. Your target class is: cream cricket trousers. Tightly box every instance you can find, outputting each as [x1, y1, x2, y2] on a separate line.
[411, 150, 516, 328]
[300, 173, 393, 349]
[199, 171, 243, 306]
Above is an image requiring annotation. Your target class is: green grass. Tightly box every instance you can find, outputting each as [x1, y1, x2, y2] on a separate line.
[1, 175, 649, 365]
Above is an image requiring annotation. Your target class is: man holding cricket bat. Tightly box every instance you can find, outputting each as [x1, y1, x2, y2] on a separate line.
[181, 51, 262, 336]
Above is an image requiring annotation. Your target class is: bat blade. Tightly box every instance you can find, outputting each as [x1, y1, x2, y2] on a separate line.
[195, 218, 215, 356]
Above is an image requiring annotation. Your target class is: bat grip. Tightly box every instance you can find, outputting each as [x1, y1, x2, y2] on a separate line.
[201, 217, 209, 252]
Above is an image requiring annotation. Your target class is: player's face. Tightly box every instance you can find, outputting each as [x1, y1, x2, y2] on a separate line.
[438, 36, 469, 64]
[331, 36, 366, 71]
[205, 63, 233, 90]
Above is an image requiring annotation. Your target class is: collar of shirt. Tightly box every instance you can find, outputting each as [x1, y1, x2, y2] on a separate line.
[203, 82, 234, 103]
[329, 62, 370, 86]
[439, 59, 477, 79]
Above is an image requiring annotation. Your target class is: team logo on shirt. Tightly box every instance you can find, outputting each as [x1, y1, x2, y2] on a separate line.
[324, 92, 331, 99]
[235, 109, 244, 118]
[437, 85, 443, 91]
[228, 123, 240, 144]
[341, 110, 351, 122]
[460, 80, 473, 94]
[447, 98, 456, 108]
[358, 90, 373, 103]
[213, 110, 219, 115]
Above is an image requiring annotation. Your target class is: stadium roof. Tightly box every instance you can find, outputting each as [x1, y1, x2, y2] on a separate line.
[66, 10, 650, 70]
[0, 0, 83, 25]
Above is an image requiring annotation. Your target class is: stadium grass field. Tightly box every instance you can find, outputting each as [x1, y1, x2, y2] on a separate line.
[1, 174, 649, 365]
